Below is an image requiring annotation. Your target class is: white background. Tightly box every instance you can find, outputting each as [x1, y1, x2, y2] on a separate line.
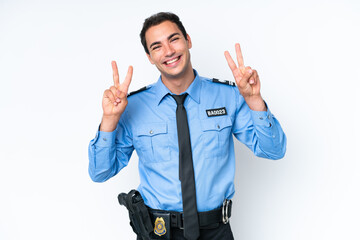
[1, 0, 359, 239]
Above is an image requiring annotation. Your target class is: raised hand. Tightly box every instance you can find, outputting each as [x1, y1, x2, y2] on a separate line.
[100, 61, 133, 131]
[224, 43, 266, 111]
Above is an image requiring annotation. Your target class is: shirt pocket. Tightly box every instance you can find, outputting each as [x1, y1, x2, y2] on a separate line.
[200, 116, 232, 159]
[135, 122, 171, 163]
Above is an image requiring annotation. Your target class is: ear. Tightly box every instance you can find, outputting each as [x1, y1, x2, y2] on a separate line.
[146, 53, 155, 65]
[186, 34, 192, 49]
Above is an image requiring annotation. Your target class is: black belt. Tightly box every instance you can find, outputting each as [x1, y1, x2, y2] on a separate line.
[148, 200, 232, 229]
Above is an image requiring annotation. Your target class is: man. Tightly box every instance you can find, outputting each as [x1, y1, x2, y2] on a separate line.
[88, 12, 286, 240]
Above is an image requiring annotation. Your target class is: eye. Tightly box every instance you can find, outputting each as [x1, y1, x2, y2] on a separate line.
[171, 37, 179, 42]
[152, 45, 160, 51]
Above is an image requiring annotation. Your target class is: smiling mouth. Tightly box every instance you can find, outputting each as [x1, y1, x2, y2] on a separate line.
[164, 56, 181, 65]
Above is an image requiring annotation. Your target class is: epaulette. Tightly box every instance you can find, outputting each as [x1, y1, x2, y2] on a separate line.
[212, 78, 236, 86]
[128, 86, 147, 97]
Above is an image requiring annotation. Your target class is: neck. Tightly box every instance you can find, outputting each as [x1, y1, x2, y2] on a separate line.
[161, 65, 195, 95]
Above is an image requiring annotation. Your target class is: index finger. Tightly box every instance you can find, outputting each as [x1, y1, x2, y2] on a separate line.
[235, 43, 245, 69]
[111, 61, 120, 88]
[119, 65, 133, 94]
[224, 51, 242, 80]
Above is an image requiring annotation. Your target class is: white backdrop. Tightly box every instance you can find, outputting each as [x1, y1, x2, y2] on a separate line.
[1, 0, 359, 239]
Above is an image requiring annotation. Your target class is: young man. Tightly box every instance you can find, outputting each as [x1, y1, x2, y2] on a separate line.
[89, 12, 286, 240]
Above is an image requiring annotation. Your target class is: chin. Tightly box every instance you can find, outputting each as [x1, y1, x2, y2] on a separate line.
[162, 69, 186, 79]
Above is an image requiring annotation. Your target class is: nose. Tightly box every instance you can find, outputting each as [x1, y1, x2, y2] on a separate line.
[163, 43, 175, 57]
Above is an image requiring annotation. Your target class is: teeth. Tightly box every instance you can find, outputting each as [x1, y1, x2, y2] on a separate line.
[166, 57, 179, 65]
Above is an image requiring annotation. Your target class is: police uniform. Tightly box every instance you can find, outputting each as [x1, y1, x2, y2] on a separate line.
[88, 70, 287, 239]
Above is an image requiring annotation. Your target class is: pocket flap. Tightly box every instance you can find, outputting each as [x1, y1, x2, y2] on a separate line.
[137, 123, 168, 137]
[201, 117, 232, 132]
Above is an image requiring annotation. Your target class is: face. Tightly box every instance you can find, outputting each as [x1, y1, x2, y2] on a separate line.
[145, 21, 192, 80]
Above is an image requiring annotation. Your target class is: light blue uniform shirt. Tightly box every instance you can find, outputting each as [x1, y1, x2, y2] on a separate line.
[88, 70, 286, 212]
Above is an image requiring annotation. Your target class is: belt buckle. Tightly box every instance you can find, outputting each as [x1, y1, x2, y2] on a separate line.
[222, 199, 230, 224]
[179, 212, 184, 229]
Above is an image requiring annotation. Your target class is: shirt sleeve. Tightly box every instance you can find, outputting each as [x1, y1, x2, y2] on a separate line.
[232, 88, 287, 160]
[88, 112, 134, 182]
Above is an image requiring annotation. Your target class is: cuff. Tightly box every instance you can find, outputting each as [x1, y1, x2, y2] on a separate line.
[92, 125, 117, 147]
[250, 105, 275, 128]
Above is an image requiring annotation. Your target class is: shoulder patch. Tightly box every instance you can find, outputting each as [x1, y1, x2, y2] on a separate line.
[128, 86, 147, 97]
[212, 78, 236, 86]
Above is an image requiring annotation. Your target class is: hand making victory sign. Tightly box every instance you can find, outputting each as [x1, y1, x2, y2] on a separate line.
[100, 61, 133, 132]
[224, 43, 266, 111]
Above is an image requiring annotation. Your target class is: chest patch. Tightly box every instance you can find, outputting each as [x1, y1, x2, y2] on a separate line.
[206, 107, 227, 117]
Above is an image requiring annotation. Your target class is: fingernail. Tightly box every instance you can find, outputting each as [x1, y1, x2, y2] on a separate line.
[116, 98, 121, 102]
[250, 79, 254, 84]
[248, 69, 252, 74]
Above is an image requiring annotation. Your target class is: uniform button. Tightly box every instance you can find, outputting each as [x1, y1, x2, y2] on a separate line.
[103, 138, 107, 141]
[217, 125, 220, 129]
[149, 130, 153, 134]
[268, 115, 271, 119]
[259, 117, 263, 120]
[272, 135, 275, 138]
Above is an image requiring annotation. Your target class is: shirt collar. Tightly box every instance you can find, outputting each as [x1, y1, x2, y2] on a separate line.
[154, 69, 201, 105]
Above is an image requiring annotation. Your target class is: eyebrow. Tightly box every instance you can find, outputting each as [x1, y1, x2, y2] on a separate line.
[149, 33, 181, 50]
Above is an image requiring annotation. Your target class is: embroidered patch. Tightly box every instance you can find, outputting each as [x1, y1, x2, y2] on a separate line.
[206, 107, 227, 117]
[154, 217, 166, 236]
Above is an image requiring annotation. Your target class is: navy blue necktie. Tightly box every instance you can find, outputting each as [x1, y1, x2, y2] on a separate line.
[171, 94, 200, 240]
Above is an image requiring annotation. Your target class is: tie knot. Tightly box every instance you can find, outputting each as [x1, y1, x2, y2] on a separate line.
[171, 93, 188, 106]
